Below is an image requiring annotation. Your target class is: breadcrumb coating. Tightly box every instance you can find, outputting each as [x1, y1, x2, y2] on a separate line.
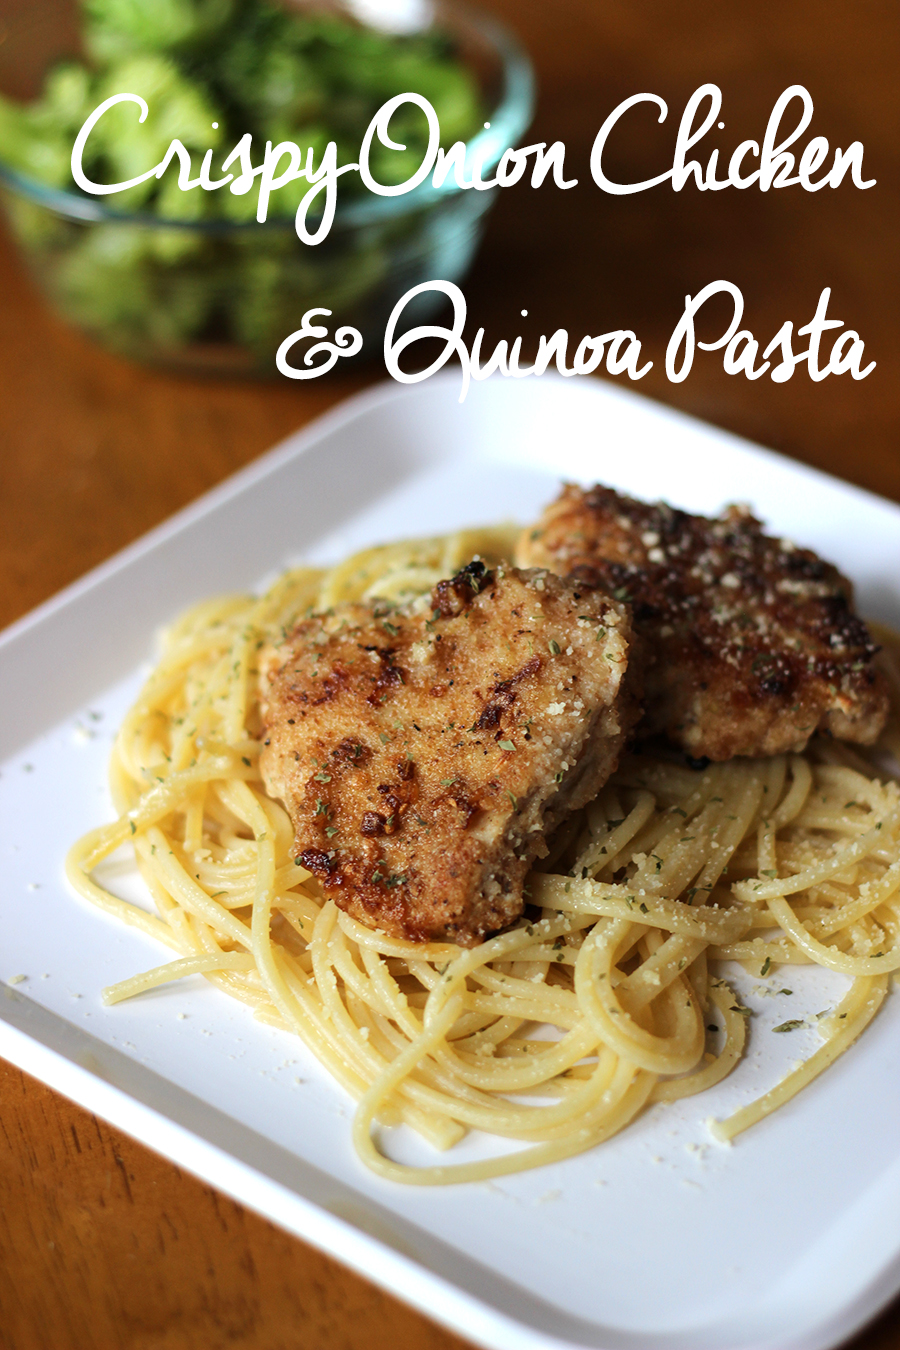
[260, 562, 638, 944]
[517, 483, 888, 761]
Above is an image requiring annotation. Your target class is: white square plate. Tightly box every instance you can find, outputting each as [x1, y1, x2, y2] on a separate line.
[3, 373, 900, 1350]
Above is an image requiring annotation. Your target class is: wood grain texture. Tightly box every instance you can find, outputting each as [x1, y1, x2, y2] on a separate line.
[0, 0, 898, 1346]
[0, 1060, 466, 1350]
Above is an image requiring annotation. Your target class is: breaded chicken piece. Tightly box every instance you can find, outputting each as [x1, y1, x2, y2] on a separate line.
[259, 561, 637, 945]
[517, 483, 888, 762]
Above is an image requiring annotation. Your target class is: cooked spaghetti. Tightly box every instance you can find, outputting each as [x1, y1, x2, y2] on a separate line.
[66, 530, 900, 1183]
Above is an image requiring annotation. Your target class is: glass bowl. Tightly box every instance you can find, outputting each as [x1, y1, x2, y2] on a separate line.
[0, 0, 534, 375]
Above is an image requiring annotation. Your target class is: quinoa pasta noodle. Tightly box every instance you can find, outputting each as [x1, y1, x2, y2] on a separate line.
[66, 528, 900, 1183]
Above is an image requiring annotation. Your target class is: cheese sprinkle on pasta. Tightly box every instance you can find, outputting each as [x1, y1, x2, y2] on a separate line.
[66, 530, 900, 1183]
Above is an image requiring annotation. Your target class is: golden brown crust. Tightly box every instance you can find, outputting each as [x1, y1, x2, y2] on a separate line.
[259, 563, 638, 945]
[517, 483, 889, 761]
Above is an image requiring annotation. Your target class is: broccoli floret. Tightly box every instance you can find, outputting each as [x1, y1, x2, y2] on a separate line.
[51, 221, 216, 348]
[0, 63, 97, 188]
[90, 55, 224, 207]
[83, 0, 236, 59]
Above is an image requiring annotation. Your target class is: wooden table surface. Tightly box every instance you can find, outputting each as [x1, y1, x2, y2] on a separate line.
[1, 2, 898, 1347]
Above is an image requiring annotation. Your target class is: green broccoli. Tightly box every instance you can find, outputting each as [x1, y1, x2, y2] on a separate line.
[83, 0, 236, 60]
[0, 0, 488, 368]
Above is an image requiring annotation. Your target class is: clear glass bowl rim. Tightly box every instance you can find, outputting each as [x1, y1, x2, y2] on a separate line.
[0, 0, 535, 233]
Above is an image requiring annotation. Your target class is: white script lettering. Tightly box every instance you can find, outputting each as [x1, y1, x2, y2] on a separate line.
[590, 84, 874, 194]
[384, 282, 651, 402]
[667, 283, 875, 383]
